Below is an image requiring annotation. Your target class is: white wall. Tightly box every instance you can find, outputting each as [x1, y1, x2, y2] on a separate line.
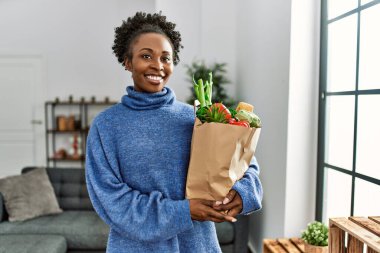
[235, 0, 320, 252]
[285, 0, 320, 237]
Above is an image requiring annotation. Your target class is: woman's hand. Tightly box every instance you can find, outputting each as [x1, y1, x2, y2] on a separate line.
[189, 199, 237, 223]
[213, 190, 243, 218]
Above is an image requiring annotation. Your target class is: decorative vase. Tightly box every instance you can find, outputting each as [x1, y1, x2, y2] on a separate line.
[305, 243, 328, 253]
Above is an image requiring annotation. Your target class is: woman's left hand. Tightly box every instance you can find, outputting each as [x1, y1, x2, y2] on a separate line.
[213, 189, 242, 218]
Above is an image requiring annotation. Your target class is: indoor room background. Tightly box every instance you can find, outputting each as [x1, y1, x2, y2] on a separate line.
[3, 0, 377, 252]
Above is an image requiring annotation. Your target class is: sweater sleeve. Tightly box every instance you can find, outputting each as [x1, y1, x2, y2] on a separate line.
[232, 156, 263, 215]
[85, 123, 193, 242]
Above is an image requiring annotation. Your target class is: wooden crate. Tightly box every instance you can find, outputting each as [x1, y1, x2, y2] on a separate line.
[329, 216, 380, 253]
[263, 238, 305, 253]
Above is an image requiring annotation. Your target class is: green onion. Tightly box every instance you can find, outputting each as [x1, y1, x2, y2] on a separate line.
[192, 72, 214, 108]
[197, 79, 206, 107]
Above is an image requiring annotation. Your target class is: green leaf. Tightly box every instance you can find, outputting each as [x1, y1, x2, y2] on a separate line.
[301, 221, 329, 246]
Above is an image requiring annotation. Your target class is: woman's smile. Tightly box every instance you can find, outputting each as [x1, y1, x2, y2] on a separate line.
[145, 74, 164, 84]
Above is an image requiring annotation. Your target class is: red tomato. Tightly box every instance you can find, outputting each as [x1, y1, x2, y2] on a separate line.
[229, 120, 250, 128]
[210, 103, 232, 120]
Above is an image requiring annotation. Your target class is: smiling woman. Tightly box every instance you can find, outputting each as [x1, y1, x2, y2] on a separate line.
[85, 11, 262, 253]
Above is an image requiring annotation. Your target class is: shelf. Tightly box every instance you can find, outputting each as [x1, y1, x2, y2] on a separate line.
[48, 156, 85, 162]
[45, 99, 116, 168]
[46, 101, 117, 106]
[47, 129, 89, 133]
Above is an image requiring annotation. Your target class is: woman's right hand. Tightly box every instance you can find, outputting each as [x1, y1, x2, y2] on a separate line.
[189, 199, 237, 223]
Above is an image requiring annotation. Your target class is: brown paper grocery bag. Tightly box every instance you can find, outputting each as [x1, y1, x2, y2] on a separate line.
[185, 118, 261, 201]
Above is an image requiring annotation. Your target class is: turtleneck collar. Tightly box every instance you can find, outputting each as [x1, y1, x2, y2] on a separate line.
[121, 86, 175, 110]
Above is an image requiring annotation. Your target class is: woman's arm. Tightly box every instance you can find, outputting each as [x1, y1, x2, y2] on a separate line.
[231, 156, 263, 215]
[86, 123, 193, 242]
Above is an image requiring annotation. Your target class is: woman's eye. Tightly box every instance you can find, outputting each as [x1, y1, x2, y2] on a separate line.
[142, 54, 151, 59]
[162, 56, 171, 62]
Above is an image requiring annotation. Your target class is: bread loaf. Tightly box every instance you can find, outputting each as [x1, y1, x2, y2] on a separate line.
[236, 102, 254, 112]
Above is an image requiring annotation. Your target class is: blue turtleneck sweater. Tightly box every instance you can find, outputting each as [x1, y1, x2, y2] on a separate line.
[85, 86, 263, 253]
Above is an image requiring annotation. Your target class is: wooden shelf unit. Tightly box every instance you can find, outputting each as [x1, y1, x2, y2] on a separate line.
[45, 100, 116, 168]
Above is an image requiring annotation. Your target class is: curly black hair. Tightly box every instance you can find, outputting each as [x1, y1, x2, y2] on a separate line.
[112, 12, 183, 66]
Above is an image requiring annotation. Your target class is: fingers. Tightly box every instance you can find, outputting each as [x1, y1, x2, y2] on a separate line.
[202, 199, 217, 207]
[215, 202, 235, 211]
[209, 215, 234, 223]
[208, 209, 236, 223]
[202, 201, 236, 222]
[222, 190, 237, 205]
[213, 191, 243, 218]
[213, 197, 238, 212]
[212, 190, 237, 209]
[189, 199, 237, 223]
[193, 190, 242, 221]
[227, 207, 241, 218]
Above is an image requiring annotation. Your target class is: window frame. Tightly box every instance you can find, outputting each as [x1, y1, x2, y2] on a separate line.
[316, 0, 380, 221]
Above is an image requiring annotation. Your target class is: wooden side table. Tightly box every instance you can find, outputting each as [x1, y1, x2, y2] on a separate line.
[263, 238, 305, 253]
[329, 216, 380, 253]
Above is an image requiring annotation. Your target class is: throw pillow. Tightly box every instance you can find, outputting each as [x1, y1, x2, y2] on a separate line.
[0, 167, 62, 222]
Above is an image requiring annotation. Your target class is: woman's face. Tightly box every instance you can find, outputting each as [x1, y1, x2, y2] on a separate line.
[125, 33, 174, 93]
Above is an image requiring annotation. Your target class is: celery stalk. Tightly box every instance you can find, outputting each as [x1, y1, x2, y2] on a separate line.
[208, 72, 213, 105]
[204, 81, 211, 106]
[192, 75, 199, 100]
[198, 79, 206, 107]
[192, 72, 213, 107]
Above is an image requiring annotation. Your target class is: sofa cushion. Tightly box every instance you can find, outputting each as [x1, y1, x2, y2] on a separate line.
[0, 211, 109, 250]
[0, 234, 67, 253]
[22, 167, 94, 211]
[0, 167, 62, 221]
[215, 221, 234, 244]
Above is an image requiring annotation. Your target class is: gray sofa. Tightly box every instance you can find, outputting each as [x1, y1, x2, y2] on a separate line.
[0, 167, 249, 253]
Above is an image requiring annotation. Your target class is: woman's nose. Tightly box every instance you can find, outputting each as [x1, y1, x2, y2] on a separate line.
[150, 59, 164, 71]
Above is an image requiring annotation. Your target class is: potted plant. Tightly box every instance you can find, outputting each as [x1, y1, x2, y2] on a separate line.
[301, 221, 329, 253]
[185, 61, 236, 108]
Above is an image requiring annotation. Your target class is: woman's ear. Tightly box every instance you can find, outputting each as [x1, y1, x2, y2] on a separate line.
[124, 58, 132, 71]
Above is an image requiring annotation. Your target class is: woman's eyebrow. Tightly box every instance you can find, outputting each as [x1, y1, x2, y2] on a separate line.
[139, 48, 171, 55]
[139, 48, 153, 52]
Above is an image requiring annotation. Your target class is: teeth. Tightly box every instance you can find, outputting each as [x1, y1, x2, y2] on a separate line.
[146, 75, 163, 81]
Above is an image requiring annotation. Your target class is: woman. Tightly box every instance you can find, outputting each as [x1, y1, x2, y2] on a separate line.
[85, 12, 263, 253]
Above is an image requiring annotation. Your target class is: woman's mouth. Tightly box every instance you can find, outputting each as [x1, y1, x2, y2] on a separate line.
[145, 75, 164, 84]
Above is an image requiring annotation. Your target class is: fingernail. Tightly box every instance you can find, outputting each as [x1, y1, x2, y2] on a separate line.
[223, 198, 229, 205]
[232, 218, 237, 222]
[215, 201, 222, 206]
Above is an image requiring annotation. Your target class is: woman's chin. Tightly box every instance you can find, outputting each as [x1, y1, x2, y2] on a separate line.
[134, 83, 165, 93]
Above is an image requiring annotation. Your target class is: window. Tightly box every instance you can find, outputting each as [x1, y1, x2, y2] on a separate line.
[317, 0, 380, 223]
